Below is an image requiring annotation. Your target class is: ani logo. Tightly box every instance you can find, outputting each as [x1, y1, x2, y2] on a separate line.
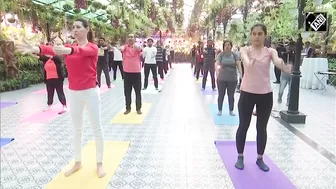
[305, 12, 328, 32]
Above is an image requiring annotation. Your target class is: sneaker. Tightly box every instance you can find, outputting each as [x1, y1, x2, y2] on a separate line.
[136, 110, 142, 115]
[124, 110, 131, 115]
[235, 156, 244, 170]
[217, 111, 222, 116]
[229, 111, 235, 116]
[256, 158, 270, 172]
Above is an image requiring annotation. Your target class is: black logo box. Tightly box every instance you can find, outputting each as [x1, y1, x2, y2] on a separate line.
[305, 12, 328, 32]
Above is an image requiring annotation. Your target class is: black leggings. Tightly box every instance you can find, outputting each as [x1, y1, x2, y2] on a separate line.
[236, 91, 273, 155]
[46, 79, 66, 106]
[217, 80, 237, 111]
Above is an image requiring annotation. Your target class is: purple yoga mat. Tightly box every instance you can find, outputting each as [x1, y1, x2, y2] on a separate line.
[0, 102, 18, 109]
[215, 141, 296, 189]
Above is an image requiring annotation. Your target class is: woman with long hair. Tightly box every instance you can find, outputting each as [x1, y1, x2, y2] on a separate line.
[16, 18, 105, 178]
[215, 40, 242, 116]
[39, 40, 67, 114]
[235, 23, 292, 172]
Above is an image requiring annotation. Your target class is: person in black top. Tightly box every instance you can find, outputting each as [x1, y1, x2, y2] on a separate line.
[275, 42, 286, 83]
[191, 45, 196, 70]
[202, 39, 216, 90]
[97, 38, 111, 88]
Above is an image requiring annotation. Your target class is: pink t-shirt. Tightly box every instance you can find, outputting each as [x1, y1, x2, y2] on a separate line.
[122, 45, 142, 73]
[240, 47, 273, 94]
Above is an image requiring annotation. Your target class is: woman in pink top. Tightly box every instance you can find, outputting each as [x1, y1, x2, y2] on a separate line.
[235, 24, 292, 172]
[16, 18, 106, 178]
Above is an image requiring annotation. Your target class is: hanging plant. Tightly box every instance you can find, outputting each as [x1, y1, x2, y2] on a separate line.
[102, 5, 107, 10]
[63, 4, 72, 12]
[91, 1, 103, 9]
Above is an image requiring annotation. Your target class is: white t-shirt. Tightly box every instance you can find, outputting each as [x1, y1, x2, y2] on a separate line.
[143, 46, 157, 64]
[113, 47, 123, 61]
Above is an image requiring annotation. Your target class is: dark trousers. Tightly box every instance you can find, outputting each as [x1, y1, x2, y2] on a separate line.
[112, 60, 124, 80]
[157, 61, 164, 79]
[108, 60, 113, 71]
[164, 61, 169, 73]
[46, 79, 66, 106]
[97, 62, 111, 87]
[195, 62, 204, 79]
[236, 91, 273, 155]
[124, 72, 142, 111]
[144, 64, 158, 89]
[274, 66, 281, 82]
[202, 68, 216, 89]
[217, 80, 237, 111]
[237, 64, 245, 89]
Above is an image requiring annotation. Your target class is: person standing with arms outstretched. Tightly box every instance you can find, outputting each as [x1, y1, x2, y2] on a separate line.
[215, 40, 242, 116]
[16, 18, 106, 178]
[117, 34, 143, 115]
[235, 24, 292, 172]
[142, 38, 158, 90]
[202, 39, 216, 90]
[97, 38, 111, 88]
[111, 42, 124, 81]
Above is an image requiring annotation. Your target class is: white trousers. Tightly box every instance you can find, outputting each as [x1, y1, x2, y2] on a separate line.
[69, 87, 104, 163]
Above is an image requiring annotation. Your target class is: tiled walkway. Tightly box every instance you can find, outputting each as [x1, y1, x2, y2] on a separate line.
[0, 64, 335, 189]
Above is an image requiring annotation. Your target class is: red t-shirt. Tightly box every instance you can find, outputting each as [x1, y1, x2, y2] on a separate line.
[40, 43, 98, 91]
[122, 45, 142, 73]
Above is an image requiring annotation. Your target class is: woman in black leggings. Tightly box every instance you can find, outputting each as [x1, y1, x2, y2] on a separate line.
[215, 40, 242, 116]
[235, 24, 292, 172]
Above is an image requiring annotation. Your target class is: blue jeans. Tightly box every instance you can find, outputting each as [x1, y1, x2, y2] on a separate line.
[278, 73, 291, 104]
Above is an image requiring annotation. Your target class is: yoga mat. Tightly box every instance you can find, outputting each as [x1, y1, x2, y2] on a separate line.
[0, 138, 14, 148]
[99, 85, 114, 94]
[21, 104, 67, 123]
[45, 141, 130, 189]
[142, 85, 163, 94]
[0, 102, 18, 109]
[111, 103, 151, 124]
[32, 85, 112, 95]
[215, 141, 296, 189]
[33, 85, 69, 94]
[209, 104, 239, 126]
[202, 86, 218, 95]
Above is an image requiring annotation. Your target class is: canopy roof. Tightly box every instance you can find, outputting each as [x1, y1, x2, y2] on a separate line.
[32, 0, 117, 20]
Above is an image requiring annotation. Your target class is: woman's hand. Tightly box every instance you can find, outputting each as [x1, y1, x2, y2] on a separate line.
[240, 47, 255, 67]
[15, 39, 39, 55]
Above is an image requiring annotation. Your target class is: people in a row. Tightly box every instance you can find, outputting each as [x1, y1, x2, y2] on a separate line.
[16, 18, 174, 179]
[16, 18, 292, 179]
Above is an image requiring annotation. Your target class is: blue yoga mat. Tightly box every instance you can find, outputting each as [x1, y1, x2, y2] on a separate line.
[0, 138, 14, 148]
[209, 104, 239, 126]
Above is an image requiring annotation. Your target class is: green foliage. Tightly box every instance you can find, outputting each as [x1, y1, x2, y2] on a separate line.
[264, 1, 299, 41]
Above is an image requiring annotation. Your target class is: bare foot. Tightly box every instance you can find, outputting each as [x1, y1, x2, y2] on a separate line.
[64, 162, 82, 177]
[97, 163, 106, 178]
[43, 105, 51, 112]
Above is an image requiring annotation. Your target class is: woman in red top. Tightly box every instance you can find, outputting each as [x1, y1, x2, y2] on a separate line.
[39, 51, 67, 114]
[16, 18, 105, 178]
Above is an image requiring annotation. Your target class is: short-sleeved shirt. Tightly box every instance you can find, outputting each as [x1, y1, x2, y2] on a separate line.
[216, 52, 239, 81]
